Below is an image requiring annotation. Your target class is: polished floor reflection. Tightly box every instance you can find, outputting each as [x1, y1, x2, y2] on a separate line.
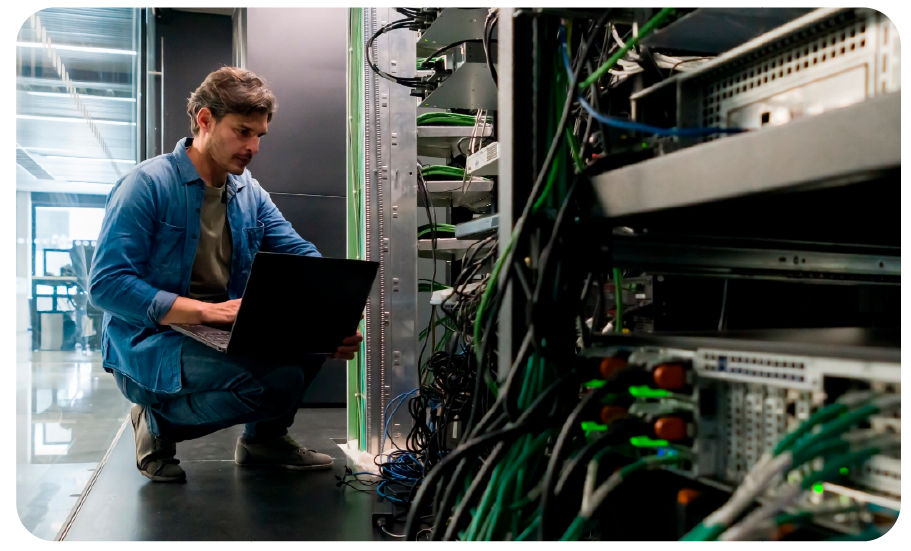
[16, 332, 132, 540]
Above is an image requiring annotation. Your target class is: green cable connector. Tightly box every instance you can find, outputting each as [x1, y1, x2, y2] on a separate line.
[630, 436, 669, 448]
[584, 379, 607, 389]
[801, 448, 882, 490]
[773, 402, 848, 455]
[629, 385, 669, 398]
[681, 522, 728, 541]
[792, 405, 880, 456]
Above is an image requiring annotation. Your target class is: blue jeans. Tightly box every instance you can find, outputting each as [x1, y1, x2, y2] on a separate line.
[114, 337, 325, 443]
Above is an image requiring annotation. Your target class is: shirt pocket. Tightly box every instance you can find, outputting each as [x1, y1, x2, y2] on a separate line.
[243, 221, 265, 267]
[149, 220, 186, 271]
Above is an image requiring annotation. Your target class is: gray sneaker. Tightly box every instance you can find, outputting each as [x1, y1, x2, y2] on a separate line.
[130, 404, 186, 482]
[235, 435, 334, 470]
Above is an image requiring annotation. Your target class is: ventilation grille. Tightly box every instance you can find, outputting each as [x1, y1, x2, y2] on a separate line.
[486, 142, 498, 162]
[702, 16, 870, 128]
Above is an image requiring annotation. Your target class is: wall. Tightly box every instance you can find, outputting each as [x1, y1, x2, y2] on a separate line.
[160, 10, 233, 151]
[247, 8, 348, 404]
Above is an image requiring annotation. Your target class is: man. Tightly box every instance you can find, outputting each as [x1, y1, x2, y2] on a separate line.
[90, 67, 361, 483]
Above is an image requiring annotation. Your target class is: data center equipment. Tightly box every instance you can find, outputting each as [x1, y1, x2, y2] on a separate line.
[466, 141, 500, 176]
[344, 7, 900, 542]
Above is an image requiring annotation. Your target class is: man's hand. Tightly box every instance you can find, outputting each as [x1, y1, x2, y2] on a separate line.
[159, 297, 241, 326]
[328, 330, 363, 361]
[200, 299, 242, 326]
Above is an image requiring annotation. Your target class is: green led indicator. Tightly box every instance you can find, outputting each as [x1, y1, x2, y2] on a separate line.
[813, 483, 825, 494]
[581, 421, 608, 432]
[630, 436, 669, 448]
[839, 467, 850, 476]
[584, 379, 607, 389]
[629, 386, 669, 398]
[642, 142, 648, 148]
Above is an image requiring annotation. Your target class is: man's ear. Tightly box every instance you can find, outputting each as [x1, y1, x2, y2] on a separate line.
[197, 107, 213, 134]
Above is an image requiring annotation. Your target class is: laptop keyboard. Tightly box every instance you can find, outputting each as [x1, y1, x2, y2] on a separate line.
[177, 324, 231, 349]
[208, 332, 231, 347]
[206, 333, 231, 346]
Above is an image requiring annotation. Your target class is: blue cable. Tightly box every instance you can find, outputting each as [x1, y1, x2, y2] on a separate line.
[559, 23, 745, 138]
[377, 480, 407, 503]
[379, 389, 419, 461]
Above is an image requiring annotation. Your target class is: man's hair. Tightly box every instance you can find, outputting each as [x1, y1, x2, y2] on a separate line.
[187, 67, 277, 136]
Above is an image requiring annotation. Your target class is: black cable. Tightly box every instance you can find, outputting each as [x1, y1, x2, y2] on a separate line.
[484, 11, 499, 87]
[366, 17, 425, 88]
[405, 12, 618, 541]
[488, 9, 610, 312]
[416, 165, 438, 374]
[418, 39, 494, 70]
[718, 279, 729, 331]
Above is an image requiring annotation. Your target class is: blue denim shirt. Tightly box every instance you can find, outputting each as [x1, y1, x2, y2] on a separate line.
[89, 138, 321, 393]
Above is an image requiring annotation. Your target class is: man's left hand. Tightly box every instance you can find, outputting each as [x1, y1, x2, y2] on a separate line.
[329, 330, 363, 360]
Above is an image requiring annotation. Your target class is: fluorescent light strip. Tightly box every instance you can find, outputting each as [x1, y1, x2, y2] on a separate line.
[17, 115, 135, 126]
[17, 41, 136, 56]
[40, 155, 136, 164]
[16, 146, 73, 153]
[26, 91, 135, 102]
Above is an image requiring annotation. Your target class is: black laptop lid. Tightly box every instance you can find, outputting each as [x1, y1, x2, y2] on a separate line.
[226, 253, 378, 357]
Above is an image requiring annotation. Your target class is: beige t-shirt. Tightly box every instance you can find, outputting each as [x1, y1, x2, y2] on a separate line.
[188, 184, 233, 303]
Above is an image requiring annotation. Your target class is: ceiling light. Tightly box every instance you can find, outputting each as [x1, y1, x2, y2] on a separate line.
[17, 115, 135, 126]
[17, 41, 136, 55]
[26, 91, 135, 102]
[40, 155, 136, 164]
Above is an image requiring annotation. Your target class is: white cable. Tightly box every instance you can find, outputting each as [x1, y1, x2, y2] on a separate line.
[705, 452, 793, 528]
[871, 394, 901, 413]
[581, 459, 599, 514]
[837, 390, 879, 407]
[720, 484, 803, 541]
[581, 471, 623, 518]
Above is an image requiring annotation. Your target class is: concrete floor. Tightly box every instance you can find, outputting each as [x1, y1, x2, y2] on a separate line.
[16, 331, 132, 540]
[63, 408, 386, 541]
[17, 331, 392, 541]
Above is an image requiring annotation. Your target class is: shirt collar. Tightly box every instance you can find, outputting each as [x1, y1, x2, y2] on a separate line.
[173, 137, 246, 194]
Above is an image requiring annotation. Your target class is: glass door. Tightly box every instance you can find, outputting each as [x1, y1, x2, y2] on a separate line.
[15, 7, 141, 541]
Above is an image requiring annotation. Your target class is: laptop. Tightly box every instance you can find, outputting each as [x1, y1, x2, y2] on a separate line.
[171, 253, 378, 358]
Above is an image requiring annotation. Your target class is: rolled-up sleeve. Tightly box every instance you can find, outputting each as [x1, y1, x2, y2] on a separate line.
[89, 169, 179, 329]
[254, 179, 322, 258]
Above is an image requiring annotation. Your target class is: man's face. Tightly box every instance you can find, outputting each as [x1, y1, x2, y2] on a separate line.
[205, 112, 269, 175]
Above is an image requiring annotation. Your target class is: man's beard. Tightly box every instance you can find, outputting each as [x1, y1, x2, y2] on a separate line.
[209, 132, 245, 175]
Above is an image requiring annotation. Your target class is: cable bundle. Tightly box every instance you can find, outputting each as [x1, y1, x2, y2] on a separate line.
[401, 9, 754, 541]
[683, 392, 900, 541]
[417, 112, 489, 126]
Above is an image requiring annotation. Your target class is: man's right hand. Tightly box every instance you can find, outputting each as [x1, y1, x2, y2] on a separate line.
[200, 299, 242, 326]
[159, 296, 242, 326]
